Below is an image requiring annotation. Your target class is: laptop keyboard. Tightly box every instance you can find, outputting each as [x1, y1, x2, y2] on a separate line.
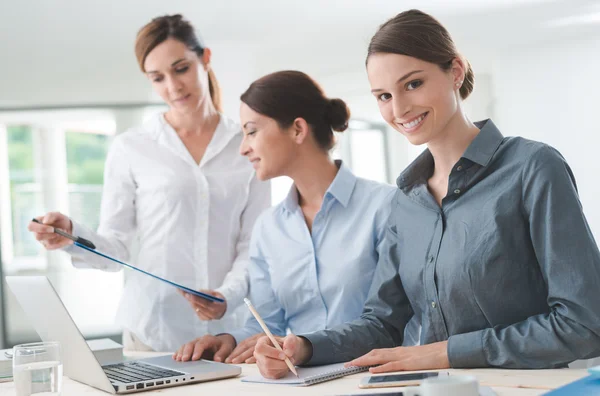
[103, 361, 185, 384]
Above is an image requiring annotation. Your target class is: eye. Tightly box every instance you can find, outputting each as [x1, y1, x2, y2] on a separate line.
[247, 130, 257, 136]
[175, 66, 190, 74]
[406, 79, 423, 91]
[151, 76, 163, 83]
[377, 93, 392, 102]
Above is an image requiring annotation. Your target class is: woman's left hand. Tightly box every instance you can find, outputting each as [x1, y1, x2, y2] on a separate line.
[345, 341, 450, 373]
[179, 289, 227, 320]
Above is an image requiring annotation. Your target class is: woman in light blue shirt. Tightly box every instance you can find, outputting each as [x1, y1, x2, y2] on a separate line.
[173, 70, 419, 363]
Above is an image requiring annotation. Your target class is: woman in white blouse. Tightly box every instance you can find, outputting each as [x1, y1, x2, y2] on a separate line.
[28, 14, 271, 352]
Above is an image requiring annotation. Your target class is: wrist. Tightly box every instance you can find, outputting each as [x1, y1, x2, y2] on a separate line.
[217, 333, 236, 348]
[296, 336, 313, 365]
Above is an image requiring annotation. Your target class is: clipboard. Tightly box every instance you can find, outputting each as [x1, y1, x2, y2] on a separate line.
[74, 241, 225, 303]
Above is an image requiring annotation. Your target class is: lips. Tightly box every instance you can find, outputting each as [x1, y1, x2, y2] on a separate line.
[396, 112, 429, 132]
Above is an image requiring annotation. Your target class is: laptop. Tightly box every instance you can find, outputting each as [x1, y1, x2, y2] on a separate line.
[6, 276, 241, 394]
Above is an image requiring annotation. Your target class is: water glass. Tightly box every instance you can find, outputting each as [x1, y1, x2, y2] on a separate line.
[13, 342, 63, 396]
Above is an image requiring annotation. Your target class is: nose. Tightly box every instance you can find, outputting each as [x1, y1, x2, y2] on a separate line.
[166, 75, 183, 95]
[392, 96, 411, 120]
[239, 135, 251, 156]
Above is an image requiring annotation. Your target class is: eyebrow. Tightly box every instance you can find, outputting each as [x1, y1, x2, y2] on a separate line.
[242, 121, 256, 129]
[146, 59, 188, 74]
[371, 70, 424, 93]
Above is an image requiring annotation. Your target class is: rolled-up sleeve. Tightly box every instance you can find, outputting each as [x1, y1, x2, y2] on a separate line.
[448, 146, 600, 368]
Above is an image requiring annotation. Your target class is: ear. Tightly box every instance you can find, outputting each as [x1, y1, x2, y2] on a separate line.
[450, 57, 466, 88]
[290, 118, 310, 145]
[202, 47, 212, 70]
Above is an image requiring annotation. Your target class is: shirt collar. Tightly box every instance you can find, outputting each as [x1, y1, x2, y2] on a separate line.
[282, 160, 357, 214]
[397, 119, 504, 189]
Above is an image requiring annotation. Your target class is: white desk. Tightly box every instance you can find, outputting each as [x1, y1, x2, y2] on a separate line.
[0, 352, 588, 395]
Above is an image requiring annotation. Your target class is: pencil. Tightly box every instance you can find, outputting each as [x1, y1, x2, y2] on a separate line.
[244, 298, 298, 377]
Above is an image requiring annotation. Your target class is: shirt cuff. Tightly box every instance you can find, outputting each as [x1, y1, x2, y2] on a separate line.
[215, 286, 243, 316]
[447, 330, 488, 368]
[301, 330, 336, 366]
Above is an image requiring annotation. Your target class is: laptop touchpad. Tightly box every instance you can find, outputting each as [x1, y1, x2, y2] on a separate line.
[139, 355, 217, 372]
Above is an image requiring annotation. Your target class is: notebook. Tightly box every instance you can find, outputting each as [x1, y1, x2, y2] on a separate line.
[73, 241, 224, 303]
[242, 363, 369, 386]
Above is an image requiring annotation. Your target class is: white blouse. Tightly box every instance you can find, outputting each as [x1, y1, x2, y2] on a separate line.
[64, 113, 271, 351]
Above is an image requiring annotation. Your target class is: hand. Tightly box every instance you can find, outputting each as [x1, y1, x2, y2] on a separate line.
[254, 334, 312, 379]
[346, 341, 450, 373]
[27, 212, 73, 250]
[179, 289, 227, 320]
[225, 333, 264, 364]
[172, 334, 236, 362]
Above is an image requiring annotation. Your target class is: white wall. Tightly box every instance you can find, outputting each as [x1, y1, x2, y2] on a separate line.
[491, 33, 600, 240]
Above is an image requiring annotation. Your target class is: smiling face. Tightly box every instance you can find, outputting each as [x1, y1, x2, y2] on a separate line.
[239, 102, 300, 181]
[143, 38, 211, 113]
[367, 53, 464, 146]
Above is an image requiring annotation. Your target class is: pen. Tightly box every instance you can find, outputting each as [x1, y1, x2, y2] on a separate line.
[244, 298, 298, 377]
[31, 218, 96, 249]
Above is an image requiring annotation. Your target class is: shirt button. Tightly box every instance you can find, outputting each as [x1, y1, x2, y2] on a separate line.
[428, 256, 434, 263]
[431, 301, 437, 308]
[456, 165, 463, 171]
[454, 189, 461, 194]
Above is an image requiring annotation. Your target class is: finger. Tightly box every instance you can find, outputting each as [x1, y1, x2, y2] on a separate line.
[227, 342, 247, 362]
[42, 212, 63, 225]
[231, 347, 255, 364]
[370, 361, 405, 374]
[187, 295, 217, 310]
[173, 345, 185, 361]
[255, 339, 286, 360]
[347, 351, 391, 368]
[282, 336, 298, 359]
[255, 353, 290, 379]
[28, 219, 54, 233]
[245, 355, 257, 364]
[193, 305, 217, 318]
[213, 342, 231, 363]
[181, 340, 204, 362]
[195, 310, 212, 321]
[191, 301, 219, 314]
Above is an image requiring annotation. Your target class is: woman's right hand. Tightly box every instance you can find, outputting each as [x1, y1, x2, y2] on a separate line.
[172, 334, 236, 362]
[28, 212, 73, 250]
[254, 334, 313, 379]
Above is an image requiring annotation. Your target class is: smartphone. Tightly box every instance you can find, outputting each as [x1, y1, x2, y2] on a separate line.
[358, 371, 449, 389]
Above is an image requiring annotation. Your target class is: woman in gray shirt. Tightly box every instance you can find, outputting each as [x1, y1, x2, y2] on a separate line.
[253, 9, 600, 378]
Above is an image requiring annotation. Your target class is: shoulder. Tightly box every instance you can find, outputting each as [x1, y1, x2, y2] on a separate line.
[112, 113, 164, 148]
[354, 177, 397, 205]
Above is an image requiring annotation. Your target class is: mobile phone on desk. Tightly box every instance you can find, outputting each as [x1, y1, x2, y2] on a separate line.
[359, 371, 449, 389]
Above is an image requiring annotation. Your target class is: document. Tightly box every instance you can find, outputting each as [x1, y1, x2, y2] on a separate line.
[74, 242, 224, 303]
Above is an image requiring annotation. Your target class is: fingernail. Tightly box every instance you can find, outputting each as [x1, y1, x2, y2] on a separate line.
[215, 357, 221, 362]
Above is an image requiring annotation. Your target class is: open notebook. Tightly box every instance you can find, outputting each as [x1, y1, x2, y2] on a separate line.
[242, 363, 368, 386]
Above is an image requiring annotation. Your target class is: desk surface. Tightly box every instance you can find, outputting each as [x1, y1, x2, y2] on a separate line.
[0, 352, 588, 395]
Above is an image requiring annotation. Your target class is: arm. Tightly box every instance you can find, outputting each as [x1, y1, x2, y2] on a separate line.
[447, 145, 600, 368]
[302, 208, 414, 365]
[64, 136, 137, 271]
[215, 174, 271, 310]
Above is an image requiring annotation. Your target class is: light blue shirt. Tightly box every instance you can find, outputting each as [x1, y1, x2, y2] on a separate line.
[230, 161, 420, 345]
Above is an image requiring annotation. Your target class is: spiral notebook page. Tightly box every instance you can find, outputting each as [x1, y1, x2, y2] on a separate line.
[242, 363, 368, 386]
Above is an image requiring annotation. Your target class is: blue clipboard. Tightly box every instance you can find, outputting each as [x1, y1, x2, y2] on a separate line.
[74, 242, 225, 303]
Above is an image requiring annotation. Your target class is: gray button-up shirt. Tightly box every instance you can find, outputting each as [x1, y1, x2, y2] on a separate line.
[304, 119, 600, 368]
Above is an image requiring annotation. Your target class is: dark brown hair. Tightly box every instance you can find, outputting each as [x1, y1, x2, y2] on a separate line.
[240, 70, 350, 151]
[135, 14, 222, 111]
[367, 9, 474, 100]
